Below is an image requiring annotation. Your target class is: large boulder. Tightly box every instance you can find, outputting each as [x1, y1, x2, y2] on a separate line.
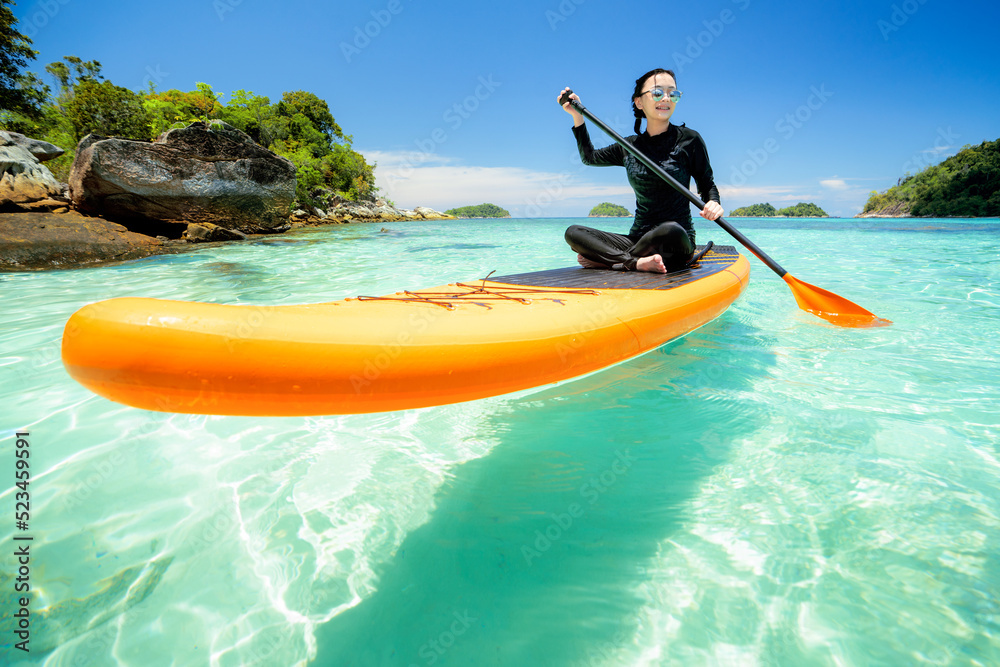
[182, 222, 250, 242]
[413, 206, 451, 219]
[0, 140, 64, 205]
[0, 131, 65, 162]
[68, 121, 297, 234]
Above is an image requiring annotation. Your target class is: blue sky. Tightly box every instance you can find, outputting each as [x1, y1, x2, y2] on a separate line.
[14, 0, 1000, 217]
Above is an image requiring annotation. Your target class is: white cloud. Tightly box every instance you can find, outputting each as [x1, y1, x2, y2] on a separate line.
[362, 149, 633, 216]
[718, 183, 872, 218]
[361, 150, 877, 219]
[364, 150, 454, 169]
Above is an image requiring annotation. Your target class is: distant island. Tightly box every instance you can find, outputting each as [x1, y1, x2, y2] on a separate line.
[444, 203, 510, 218]
[730, 203, 778, 217]
[589, 202, 630, 217]
[859, 138, 999, 218]
[730, 202, 828, 217]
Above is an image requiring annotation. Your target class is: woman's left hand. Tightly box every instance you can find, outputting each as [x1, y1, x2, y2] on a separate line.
[700, 201, 724, 221]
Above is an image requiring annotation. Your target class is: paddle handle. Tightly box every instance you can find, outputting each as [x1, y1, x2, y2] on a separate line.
[559, 90, 789, 278]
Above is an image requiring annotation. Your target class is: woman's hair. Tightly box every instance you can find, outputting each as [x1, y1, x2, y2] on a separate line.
[632, 68, 677, 134]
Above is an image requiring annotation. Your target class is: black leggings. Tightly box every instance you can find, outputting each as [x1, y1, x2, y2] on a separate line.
[564, 222, 695, 272]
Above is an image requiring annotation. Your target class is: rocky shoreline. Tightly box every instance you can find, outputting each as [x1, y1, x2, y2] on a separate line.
[854, 201, 912, 218]
[1, 200, 455, 272]
[0, 201, 455, 272]
[0, 123, 454, 272]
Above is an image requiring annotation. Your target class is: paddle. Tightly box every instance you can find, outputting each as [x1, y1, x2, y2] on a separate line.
[558, 90, 891, 328]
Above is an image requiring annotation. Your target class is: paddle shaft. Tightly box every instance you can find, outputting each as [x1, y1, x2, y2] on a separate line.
[562, 94, 789, 278]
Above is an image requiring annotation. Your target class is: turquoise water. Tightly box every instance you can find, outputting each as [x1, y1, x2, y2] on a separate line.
[1, 217, 999, 666]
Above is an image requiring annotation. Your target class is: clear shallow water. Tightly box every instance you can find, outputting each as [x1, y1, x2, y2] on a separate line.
[1, 217, 998, 666]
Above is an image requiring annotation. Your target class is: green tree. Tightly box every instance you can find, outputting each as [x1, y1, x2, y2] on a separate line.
[45, 56, 103, 110]
[277, 90, 343, 145]
[0, 70, 50, 134]
[193, 82, 222, 119]
[0, 0, 42, 120]
[254, 89, 375, 203]
[142, 84, 223, 137]
[589, 202, 630, 216]
[216, 89, 274, 146]
[66, 79, 150, 141]
[142, 95, 185, 138]
[325, 142, 375, 199]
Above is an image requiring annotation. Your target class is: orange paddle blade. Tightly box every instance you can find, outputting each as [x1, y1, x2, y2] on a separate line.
[782, 274, 892, 328]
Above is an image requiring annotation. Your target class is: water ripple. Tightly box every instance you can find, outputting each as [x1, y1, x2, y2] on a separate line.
[2, 218, 999, 665]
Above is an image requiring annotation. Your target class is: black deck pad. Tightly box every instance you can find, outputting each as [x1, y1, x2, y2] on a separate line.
[489, 245, 740, 291]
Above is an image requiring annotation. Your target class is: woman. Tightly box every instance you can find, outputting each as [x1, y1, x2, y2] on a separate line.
[559, 68, 724, 273]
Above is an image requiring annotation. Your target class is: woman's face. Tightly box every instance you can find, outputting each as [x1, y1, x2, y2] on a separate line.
[634, 72, 678, 125]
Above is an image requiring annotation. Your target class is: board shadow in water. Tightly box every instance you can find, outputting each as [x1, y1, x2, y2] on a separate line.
[311, 315, 776, 666]
[202, 261, 271, 279]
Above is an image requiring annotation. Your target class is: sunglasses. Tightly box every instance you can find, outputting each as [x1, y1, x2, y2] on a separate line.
[641, 87, 683, 103]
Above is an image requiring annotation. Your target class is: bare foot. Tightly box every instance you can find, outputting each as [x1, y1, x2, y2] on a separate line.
[635, 254, 667, 273]
[577, 254, 610, 269]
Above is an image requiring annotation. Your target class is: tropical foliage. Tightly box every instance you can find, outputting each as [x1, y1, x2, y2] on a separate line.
[143, 83, 222, 137]
[444, 203, 510, 218]
[729, 202, 827, 217]
[729, 202, 777, 217]
[0, 27, 378, 204]
[776, 202, 828, 217]
[862, 139, 1000, 217]
[588, 202, 630, 216]
[0, 0, 42, 119]
[67, 79, 150, 142]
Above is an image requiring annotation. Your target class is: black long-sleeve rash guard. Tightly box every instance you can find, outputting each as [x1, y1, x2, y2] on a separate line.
[572, 122, 721, 242]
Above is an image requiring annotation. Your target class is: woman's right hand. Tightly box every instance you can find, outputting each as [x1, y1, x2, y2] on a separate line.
[558, 87, 585, 126]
